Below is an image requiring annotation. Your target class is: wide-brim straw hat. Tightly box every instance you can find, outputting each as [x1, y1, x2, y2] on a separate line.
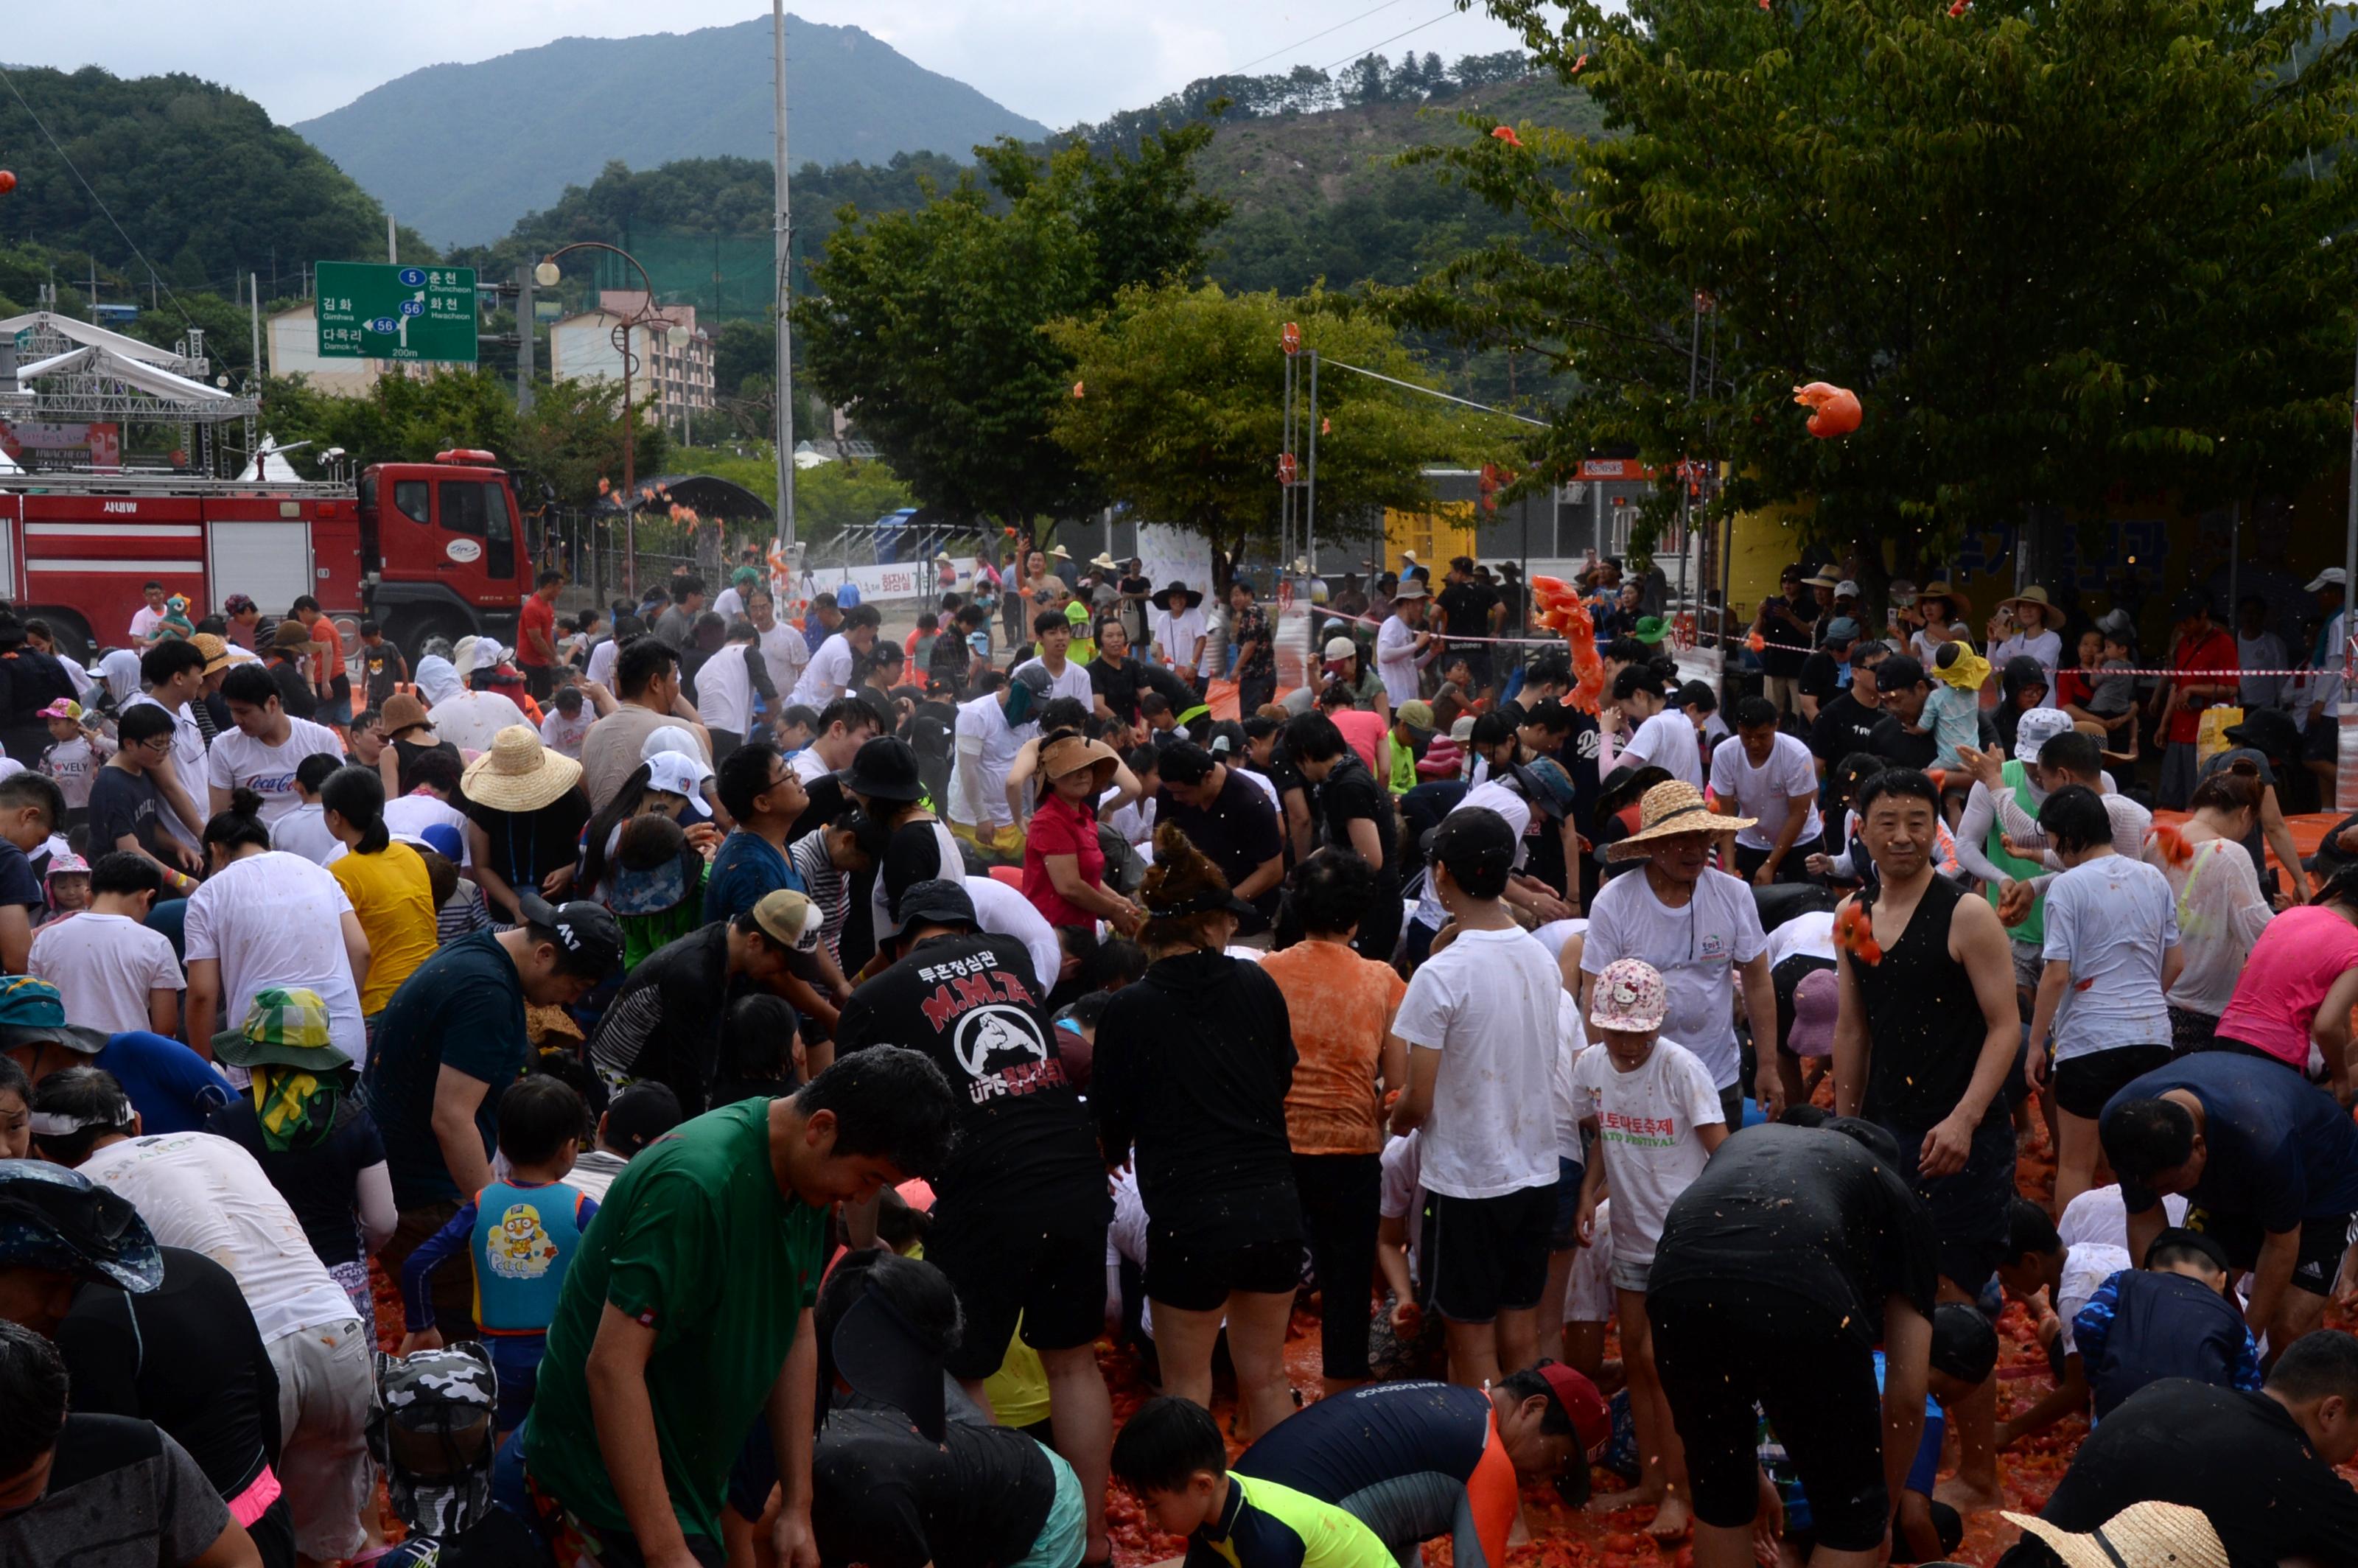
[2001, 1502, 2226, 1568]
[2001, 584, 2061, 620]
[1040, 733, 1121, 790]
[1607, 780, 1751, 859]
[461, 724, 584, 812]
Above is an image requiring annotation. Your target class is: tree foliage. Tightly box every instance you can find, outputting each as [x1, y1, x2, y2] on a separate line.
[1047, 285, 1483, 553]
[0, 66, 418, 296]
[1390, 0, 2358, 564]
[794, 123, 1231, 533]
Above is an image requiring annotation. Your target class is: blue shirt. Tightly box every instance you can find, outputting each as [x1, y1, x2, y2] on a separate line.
[2105, 1052, 2358, 1231]
[91, 1032, 232, 1135]
[702, 830, 804, 925]
[2074, 1268, 2263, 1418]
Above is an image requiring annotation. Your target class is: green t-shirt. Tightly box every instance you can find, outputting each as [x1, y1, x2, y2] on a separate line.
[524, 1098, 828, 1544]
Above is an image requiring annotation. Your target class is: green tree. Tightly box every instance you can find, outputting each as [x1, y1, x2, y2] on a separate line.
[1390, 0, 2358, 570]
[1046, 284, 1486, 556]
[795, 122, 1231, 537]
[261, 368, 519, 474]
[509, 379, 671, 511]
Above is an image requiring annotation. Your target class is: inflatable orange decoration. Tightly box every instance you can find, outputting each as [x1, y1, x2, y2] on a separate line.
[1491, 125, 1524, 148]
[1833, 903, 1883, 964]
[1794, 382, 1862, 438]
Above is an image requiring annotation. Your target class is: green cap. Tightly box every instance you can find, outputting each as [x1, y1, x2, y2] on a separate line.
[211, 987, 350, 1071]
[1633, 615, 1670, 645]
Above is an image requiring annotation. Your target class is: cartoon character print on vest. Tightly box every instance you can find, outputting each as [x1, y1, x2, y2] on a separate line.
[488, 1202, 559, 1279]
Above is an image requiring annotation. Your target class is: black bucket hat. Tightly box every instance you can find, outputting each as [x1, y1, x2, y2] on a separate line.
[842, 736, 925, 803]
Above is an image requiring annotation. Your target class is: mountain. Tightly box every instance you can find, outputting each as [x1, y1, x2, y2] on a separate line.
[293, 15, 1050, 248]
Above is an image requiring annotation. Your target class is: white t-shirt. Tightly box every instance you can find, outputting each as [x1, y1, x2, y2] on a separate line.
[1581, 867, 1767, 1090]
[1012, 656, 1094, 711]
[204, 718, 345, 825]
[42, 736, 100, 811]
[2055, 1242, 2133, 1359]
[1617, 710, 1704, 789]
[2042, 853, 2177, 1060]
[383, 794, 472, 867]
[1378, 1130, 1427, 1286]
[584, 637, 620, 691]
[1150, 606, 1206, 671]
[183, 851, 365, 1063]
[426, 690, 528, 754]
[1569, 1037, 1724, 1269]
[1110, 794, 1156, 847]
[123, 694, 206, 853]
[759, 621, 811, 693]
[1764, 909, 1838, 970]
[539, 707, 594, 758]
[1411, 782, 1530, 931]
[789, 746, 836, 785]
[80, 1131, 356, 1342]
[1990, 627, 2064, 701]
[1552, 990, 1588, 1161]
[713, 585, 746, 622]
[695, 644, 758, 736]
[128, 605, 166, 643]
[1392, 925, 1561, 1200]
[2057, 1183, 2189, 1253]
[29, 911, 185, 1035]
[269, 802, 346, 867]
[1376, 615, 1423, 707]
[792, 632, 858, 707]
[1708, 732, 1823, 850]
[949, 693, 1030, 830]
[1531, 917, 1589, 960]
[963, 874, 1063, 996]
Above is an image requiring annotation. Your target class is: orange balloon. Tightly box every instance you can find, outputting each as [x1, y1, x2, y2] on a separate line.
[1490, 125, 1524, 149]
[0, 170, 15, 195]
[1793, 381, 1862, 438]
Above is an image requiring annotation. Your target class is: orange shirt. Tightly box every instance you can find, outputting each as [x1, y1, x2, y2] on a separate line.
[1259, 938, 1407, 1155]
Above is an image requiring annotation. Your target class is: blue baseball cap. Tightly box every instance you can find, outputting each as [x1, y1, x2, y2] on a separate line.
[0, 976, 109, 1054]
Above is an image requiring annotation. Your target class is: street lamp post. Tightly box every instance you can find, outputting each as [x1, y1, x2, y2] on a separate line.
[537, 242, 661, 597]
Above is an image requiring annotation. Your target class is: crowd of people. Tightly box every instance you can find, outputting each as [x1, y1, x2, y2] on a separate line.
[0, 540, 2355, 1568]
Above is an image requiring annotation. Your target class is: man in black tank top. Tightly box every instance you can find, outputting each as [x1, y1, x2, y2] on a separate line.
[1827, 768, 2023, 1515]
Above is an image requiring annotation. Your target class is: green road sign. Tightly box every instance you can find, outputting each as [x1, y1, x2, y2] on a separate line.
[314, 262, 477, 363]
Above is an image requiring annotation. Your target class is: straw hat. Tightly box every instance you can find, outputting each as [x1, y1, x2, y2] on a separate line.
[1049, 545, 1072, 561]
[189, 634, 231, 676]
[461, 724, 584, 812]
[1607, 780, 1750, 859]
[1089, 552, 1119, 572]
[2001, 1503, 2226, 1568]
[2001, 584, 2061, 620]
[380, 693, 433, 738]
[1040, 733, 1120, 791]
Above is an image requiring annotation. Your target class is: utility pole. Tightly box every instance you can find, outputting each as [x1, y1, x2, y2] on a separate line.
[772, 0, 796, 550]
[248, 273, 261, 388]
[386, 214, 396, 265]
[516, 262, 537, 414]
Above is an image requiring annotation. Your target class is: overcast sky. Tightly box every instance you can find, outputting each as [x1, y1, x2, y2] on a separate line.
[6, 1, 1534, 130]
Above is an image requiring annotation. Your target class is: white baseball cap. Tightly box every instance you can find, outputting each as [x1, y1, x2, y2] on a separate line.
[2015, 705, 2077, 762]
[2306, 567, 2348, 592]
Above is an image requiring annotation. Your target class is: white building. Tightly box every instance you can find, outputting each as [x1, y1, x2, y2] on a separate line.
[547, 290, 716, 441]
[265, 306, 385, 397]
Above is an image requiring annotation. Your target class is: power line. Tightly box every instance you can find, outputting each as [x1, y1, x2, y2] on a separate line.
[1231, 0, 1421, 75]
[0, 62, 194, 328]
[1320, 4, 1467, 74]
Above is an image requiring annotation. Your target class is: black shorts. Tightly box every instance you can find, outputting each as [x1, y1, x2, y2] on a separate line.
[2051, 1044, 2175, 1121]
[525, 663, 556, 702]
[2183, 1206, 2355, 1299]
[1419, 1184, 1554, 1324]
[2168, 1007, 2220, 1057]
[1648, 1280, 1889, 1552]
[1882, 1108, 2015, 1297]
[1145, 1228, 1301, 1314]
[926, 1213, 1110, 1379]
[1736, 836, 1824, 885]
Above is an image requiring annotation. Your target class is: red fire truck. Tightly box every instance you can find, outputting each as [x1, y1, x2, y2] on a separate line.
[0, 449, 533, 660]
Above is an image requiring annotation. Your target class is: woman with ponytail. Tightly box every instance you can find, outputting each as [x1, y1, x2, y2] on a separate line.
[322, 764, 437, 1037]
[2147, 757, 2274, 1054]
[184, 786, 371, 1068]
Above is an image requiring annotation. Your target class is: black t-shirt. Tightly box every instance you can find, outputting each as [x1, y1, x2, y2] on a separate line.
[1088, 654, 1145, 723]
[1236, 1379, 1491, 1508]
[55, 1248, 281, 1501]
[1869, 713, 1940, 770]
[206, 1094, 387, 1267]
[88, 766, 172, 861]
[393, 737, 463, 794]
[1155, 769, 1284, 920]
[1094, 951, 1300, 1249]
[836, 931, 1106, 1228]
[881, 819, 961, 937]
[1316, 752, 1396, 881]
[464, 789, 593, 898]
[1798, 650, 1847, 701]
[361, 643, 405, 707]
[587, 922, 733, 1112]
[1436, 581, 1497, 643]
[0, 1413, 231, 1568]
[2028, 1379, 2358, 1566]
[1756, 596, 1810, 678]
[811, 1406, 1056, 1568]
[1810, 692, 1882, 770]
[269, 657, 318, 719]
[1139, 661, 1200, 718]
[1649, 1124, 1939, 1347]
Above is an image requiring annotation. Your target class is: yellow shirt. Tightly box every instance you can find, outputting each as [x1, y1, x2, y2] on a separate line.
[330, 840, 440, 1012]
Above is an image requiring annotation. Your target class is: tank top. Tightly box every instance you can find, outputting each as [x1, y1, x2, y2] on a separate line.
[1850, 875, 1998, 1130]
[1983, 760, 2047, 946]
[469, 1178, 592, 1335]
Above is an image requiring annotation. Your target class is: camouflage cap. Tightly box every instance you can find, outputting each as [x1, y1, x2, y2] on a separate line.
[370, 1343, 498, 1536]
